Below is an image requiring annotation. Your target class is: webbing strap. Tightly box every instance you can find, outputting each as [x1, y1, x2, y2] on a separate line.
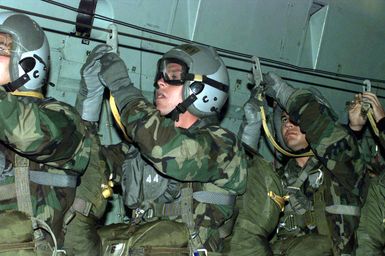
[0, 241, 35, 252]
[0, 169, 77, 201]
[292, 169, 309, 188]
[14, 155, 33, 215]
[325, 205, 360, 216]
[29, 170, 78, 188]
[151, 190, 236, 218]
[312, 185, 333, 243]
[129, 246, 190, 255]
[193, 191, 235, 206]
[71, 197, 93, 216]
[181, 187, 194, 230]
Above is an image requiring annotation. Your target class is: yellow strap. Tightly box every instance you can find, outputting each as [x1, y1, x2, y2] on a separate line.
[109, 94, 130, 140]
[11, 91, 44, 99]
[367, 109, 380, 137]
[259, 94, 314, 157]
[194, 74, 203, 82]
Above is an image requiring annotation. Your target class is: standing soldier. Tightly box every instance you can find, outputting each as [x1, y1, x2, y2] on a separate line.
[237, 72, 364, 255]
[87, 43, 247, 255]
[348, 92, 385, 255]
[0, 12, 109, 255]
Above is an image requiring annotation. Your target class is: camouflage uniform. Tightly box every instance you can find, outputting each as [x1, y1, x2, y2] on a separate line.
[356, 121, 385, 255]
[0, 89, 91, 251]
[114, 98, 247, 252]
[271, 90, 364, 255]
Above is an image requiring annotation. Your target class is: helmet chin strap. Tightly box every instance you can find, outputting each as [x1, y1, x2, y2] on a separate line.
[167, 94, 197, 121]
[1, 74, 43, 99]
[3, 73, 30, 92]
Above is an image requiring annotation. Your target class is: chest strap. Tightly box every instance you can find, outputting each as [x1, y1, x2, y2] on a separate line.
[325, 205, 360, 216]
[0, 169, 78, 203]
[142, 190, 236, 219]
[29, 170, 78, 188]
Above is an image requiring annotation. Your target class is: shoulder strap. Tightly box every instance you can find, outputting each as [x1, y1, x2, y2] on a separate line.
[14, 154, 33, 215]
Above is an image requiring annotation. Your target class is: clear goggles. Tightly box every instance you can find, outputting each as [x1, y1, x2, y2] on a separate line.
[154, 58, 189, 86]
[0, 32, 13, 57]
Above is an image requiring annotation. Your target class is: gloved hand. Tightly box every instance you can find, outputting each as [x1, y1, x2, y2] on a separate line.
[285, 187, 312, 215]
[75, 44, 112, 122]
[238, 86, 264, 152]
[99, 52, 143, 111]
[263, 72, 295, 109]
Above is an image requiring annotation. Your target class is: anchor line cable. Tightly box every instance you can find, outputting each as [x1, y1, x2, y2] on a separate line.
[0, 3, 384, 97]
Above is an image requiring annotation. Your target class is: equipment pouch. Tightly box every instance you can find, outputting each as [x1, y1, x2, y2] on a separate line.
[98, 220, 190, 256]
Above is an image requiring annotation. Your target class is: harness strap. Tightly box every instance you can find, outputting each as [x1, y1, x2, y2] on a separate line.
[193, 191, 235, 206]
[325, 205, 360, 216]
[128, 246, 191, 255]
[0, 241, 35, 252]
[14, 155, 46, 245]
[0, 169, 78, 202]
[292, 168, 309, 188]
[71, 197, 93, 216]
[14, 155, 33, 215]
[148, 190, 236, 219]
[64, 197, 93, 226]
[29, 170, 78, 188]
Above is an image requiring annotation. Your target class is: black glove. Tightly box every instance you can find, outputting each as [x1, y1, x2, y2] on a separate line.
[238, 86, 264, 152]
[75, 44, 112, 122]
[263, 72, 295, 109]
[99, 52, 143, 111]
[286, 186, 312, 215]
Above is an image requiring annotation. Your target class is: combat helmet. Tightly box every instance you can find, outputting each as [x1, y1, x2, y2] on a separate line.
[0, 12, 49, 92]
[272, 87, 337, 153]
[155, 43, 229, 120]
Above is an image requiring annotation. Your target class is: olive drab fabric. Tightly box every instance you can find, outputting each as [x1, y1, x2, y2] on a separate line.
[356, 130, 385, 255]
[63, 122, 109, 256]
[98, 221, 190, 256]
[115, 94, 247, 251]
[0, 89, 92, 251]
[0, 211, 35, 255]
[271, 89, 364, 255]
[356, 172, 385, 255]
[223, 155, 284, 256]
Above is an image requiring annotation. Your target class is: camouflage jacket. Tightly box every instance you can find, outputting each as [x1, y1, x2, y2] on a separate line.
[275, 89, 365, 254]
[119, 97, 247, 249]
[352, 124, 385, 177]
[0, 90, 92, 243]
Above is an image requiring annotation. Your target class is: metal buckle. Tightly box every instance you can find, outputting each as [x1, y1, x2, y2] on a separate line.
[193, 249, 208, 256]
[277, 214, 298, 234]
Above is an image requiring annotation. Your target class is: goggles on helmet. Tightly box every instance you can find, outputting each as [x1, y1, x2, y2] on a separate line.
[0, 32, 12, 57]
[155, 58, 189, 86]
[154, 57, 229, 94]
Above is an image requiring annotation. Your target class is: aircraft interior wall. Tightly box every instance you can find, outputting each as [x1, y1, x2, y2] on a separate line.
[0, 0, 384, 162]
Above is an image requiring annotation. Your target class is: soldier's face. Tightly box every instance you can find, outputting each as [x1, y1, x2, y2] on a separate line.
[155, 73, 184, 115]
[0, 32, 12, 85]
[281, 112, 309, 151]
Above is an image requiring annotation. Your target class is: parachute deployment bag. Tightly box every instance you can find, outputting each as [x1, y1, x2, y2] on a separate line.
[98, 220, 190, 255]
